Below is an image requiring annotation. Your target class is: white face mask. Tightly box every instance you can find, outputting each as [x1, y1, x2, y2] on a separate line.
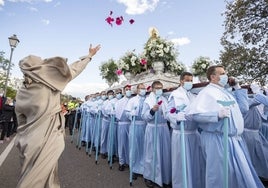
[183, 82, 193, 91]
[218, 75, 228, 87]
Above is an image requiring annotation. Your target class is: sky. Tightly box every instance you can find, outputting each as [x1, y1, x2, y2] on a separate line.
[0, 0, 226, 99]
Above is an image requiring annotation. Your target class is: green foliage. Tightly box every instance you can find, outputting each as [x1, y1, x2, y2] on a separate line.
[220, 0, 268, 84]
[0, 51, 12, 89]
[99, 59, 119, 86]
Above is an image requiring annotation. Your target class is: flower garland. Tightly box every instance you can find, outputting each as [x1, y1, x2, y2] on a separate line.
[99, 59, 119, 85]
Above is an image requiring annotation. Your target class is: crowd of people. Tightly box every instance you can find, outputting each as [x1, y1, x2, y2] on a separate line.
[69, 66, 268, 188]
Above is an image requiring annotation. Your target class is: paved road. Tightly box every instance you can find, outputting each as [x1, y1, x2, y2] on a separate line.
[0, 132, 146, 188]
[1, 132, 268, 188]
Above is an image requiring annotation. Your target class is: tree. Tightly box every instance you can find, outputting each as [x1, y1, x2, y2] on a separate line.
[99, 59, 119, 87]
[220, 0, 268, 85]
[0, 51, 13, 89]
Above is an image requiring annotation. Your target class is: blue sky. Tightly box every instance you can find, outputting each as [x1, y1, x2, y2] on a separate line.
[0, 0, 226, 98]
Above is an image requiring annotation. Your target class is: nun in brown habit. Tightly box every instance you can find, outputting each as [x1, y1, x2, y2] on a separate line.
[14, 44, 101, 188]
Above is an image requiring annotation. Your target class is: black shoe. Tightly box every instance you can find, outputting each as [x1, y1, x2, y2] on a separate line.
[101, 153, 107, 159]
[118, 164, 125, 171]
[144, 179, 154, 188]
[163, 183, 172, 188]
[132, 173, 138, 180]
[81, 141, 86, 147]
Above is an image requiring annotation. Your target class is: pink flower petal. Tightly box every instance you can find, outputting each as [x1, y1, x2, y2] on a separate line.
[116, 69, 122, 75]
[158, 100, 162, 105]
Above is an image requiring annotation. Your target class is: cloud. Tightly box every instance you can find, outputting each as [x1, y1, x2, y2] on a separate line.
[63, 82, 108, 98]
[0, 0, 4, 6]
[117, 0, 160, 15]
[171, 37, 191, 46]
[41, 18, 50, 25]
[28, 6, 38, 11]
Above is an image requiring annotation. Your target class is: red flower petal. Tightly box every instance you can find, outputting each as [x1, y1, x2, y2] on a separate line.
[170, 107, 176, 113]
[140, 58, 147, 65]
[115, 17, 123, 25]
[129, 19, 135, 24]
[158, 100, 162, 105]
[147, 86, 151, 91]
[105, 16, 114, 26]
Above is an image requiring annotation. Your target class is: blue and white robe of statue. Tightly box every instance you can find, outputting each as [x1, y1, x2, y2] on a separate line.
[125, 95, 146, 175]
[186, 83, 264, 188]
[167, 86, 204, 188]
[242, 93, 268, 179]
[142, 92, 171, 187]
[115, 97, 131, 165]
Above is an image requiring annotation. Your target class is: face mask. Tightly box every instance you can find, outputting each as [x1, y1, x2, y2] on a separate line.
[125, 90, 132, 97]
[96, 96, 101, 100]
[139, 89, 146, 96]
[101, 95, 107, 100]
[218, 75, 228, 87]
[183, 82, 193, 91]
[108, 95, 114, 100]
[155, 89, 163, 97]
[116, 93, 122, 99]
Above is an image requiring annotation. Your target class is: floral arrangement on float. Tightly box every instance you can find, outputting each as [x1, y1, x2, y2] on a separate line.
[191, 56, 212, 82]
[142, 27, 181, 74]
[116, 50, 147, 79]
[99, 58, 119, 87]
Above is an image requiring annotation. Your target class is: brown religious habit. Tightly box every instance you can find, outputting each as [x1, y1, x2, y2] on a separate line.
[14, 55, 92, 188]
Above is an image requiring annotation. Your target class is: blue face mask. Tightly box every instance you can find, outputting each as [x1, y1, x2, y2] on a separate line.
[116, 93, 122, 99]
[219, 75, 228, 87]
[155, 89, 163, 97]
[183, 82, 193, 91]
[125, 90, 132, 97]
[108, 95, 114, 100]
[101, 95, 107, 100]
[139, 89, 146, 96]
[96, 96, 101, 100]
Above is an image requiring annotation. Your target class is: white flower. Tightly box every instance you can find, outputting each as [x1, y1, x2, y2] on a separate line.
[201, 63, 207, 69]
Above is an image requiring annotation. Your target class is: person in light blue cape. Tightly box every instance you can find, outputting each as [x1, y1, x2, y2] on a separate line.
[141, 81, 171, 188]
[115, 85, 132, 171]
[167, 72, 204, 188]
[241, 83, 268, 179]
[125, 83, 147, 178]
[100, 90, 116, 158]
[186, 65, 264, 188]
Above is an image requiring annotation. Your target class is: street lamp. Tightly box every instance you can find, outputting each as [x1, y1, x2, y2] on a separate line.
[3, 34, 20, 97]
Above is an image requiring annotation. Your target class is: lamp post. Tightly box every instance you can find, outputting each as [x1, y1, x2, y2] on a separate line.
[3, 34, 20, 97]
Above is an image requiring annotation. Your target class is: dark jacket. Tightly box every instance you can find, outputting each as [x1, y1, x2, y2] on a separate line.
[2, 104, 15, 122]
